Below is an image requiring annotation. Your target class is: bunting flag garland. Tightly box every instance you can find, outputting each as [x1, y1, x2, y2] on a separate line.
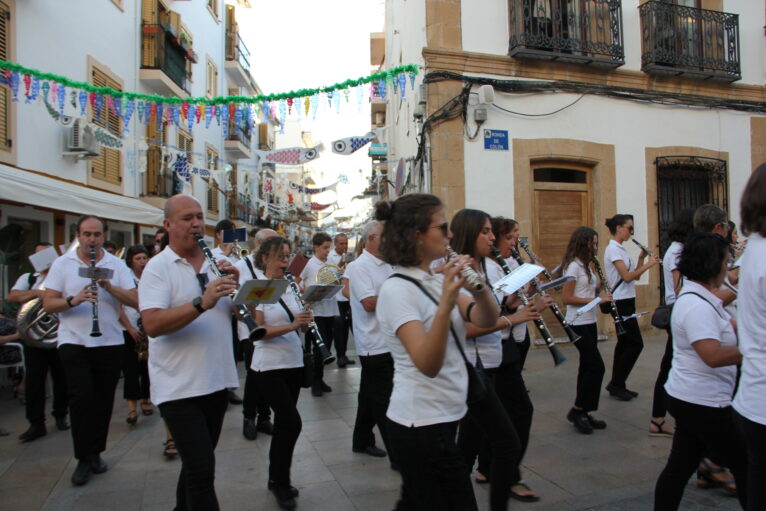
[331, 128, 385, 155]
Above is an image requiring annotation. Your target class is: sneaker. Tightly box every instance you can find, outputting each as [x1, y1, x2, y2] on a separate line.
[243, 419, 257, 441]
[566, 408, 593, 435]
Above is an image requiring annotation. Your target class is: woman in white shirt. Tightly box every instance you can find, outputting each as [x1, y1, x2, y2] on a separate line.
[732, 164, 766, 511]
[252, 236, 313, 510]
[649, 208, 694, 438]
[560, 227, 611, 435]
[603, 214, 660, 401]
[375, 194, 499, 511]
[654, 232, 747, 510]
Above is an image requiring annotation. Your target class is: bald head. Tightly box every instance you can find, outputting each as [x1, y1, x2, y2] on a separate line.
[165, 194, 202, 220]
[253, 228, 278, 252]
[164, 195, 204, 254]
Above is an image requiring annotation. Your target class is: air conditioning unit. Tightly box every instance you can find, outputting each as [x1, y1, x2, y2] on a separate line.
[63, 118, 102, 160]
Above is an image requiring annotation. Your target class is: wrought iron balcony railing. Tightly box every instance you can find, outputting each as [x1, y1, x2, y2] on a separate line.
[141, 145, 184, 197]
[141, 24, 191, 93]
[229, 193, 258, 224]
[226, 31, 251, 73]
[226, 117, 253, 147]
[508, 0, 624, 67]
[639, 1, 740, 82]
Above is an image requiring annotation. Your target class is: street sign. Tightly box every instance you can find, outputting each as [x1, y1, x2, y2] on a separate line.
[483, 129, 509, 150]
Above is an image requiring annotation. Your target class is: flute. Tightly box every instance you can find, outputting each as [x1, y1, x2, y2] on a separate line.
[284, 272, 336, 365]
[592, 256, 627, 336]
[509, 245, 581, 344]
[630, 239, 662, 265]
[491, 246, 566, 367]
[88, 246, 102, 337]
[445, 247, 484, 292]
[193, 233, 266, 341]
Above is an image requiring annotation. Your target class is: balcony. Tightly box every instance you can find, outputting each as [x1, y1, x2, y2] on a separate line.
[639, 1, 740, 82]
[225, 31, 253, 87]
[140, 146, 183, 201]
[140, 24, 191, 97]
[229, 193, 259, 225]
[508, 0, 624, 68]
[225, 117, 253, 159]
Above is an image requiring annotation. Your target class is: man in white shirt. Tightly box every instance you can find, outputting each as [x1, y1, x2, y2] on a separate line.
[343, 221, 392, 459]
[8, 242, 69, 443]
[329, 233, 355, 368]
[42, 216, 138, 486]
[140, 195, 240, 511]
[298, 232, 338, 396]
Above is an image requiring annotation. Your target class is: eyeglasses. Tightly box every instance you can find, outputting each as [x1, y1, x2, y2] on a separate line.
[428, 223, 449, 236]
[276, 253, 292, 260]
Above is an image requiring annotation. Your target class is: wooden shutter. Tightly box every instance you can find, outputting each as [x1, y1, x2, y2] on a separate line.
[206, 60, 218, 99]
[144, 115, 167, 195]
[141, 0, 159, 24]
[90, 67, 122, 185]
[206, 147, 219, 213]
[0, 2, 11, 152]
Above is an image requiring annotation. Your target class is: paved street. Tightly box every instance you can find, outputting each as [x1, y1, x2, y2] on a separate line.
[0, 335, 741, 511]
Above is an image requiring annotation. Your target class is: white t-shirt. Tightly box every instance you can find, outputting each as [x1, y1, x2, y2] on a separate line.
[665, 280, 737, 408]
[662, 241, 684, 305]
[45, 249, 136, 348]
[733, 233, 766, 425]
[604, 239, 636, 300]
[236, 256, 264, 342]
[344, 250, 392, 356]
[563, 259, 597, 326]
[327, 250, 349, 302]
[11, 272, 43, 291]
[139, 247, 239, 405]
[252, 288, 304, 372]
[461, 260, 502, 369]
[300, 255, 339, 317]
[123, 270, 141, 330]
[485, 258, 527, 342]
[377, 265, 468, 427]
[211, 245, 238, 265]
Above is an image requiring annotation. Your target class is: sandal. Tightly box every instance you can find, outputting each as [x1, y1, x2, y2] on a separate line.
[649, 419, 674, 438]
[140, 401, 154, 416]
[697, 458, 736, 495]
[126, 410, 138, 426]
[163, 440, 178, 459]
[510, 482, 540, 502]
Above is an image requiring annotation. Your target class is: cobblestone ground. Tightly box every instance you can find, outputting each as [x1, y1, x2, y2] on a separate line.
[0, 335, 741, 510]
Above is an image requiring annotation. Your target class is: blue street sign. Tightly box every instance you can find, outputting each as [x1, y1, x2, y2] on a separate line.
[483, 129, 509, 150]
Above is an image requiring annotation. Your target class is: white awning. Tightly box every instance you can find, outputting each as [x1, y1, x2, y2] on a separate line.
[0, 164, 163, 226]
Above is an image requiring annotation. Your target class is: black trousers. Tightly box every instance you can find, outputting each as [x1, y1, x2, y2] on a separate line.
[458, 372, 521, 511]
[306, 316, 334, 387]
[572, 323, 605, 412]
[23, 344, 68, 426]
[654, 396, 748, 510]
[652, 333, 674, 418]
[240, 340, 271, 423]
[735, 411, 766, 511]
[256, 368, 302, 487]
[58, 344, 123, 460]
[352, 352, 394, 452]
[609, 298, 644, 390]
[389, 419, 478, 511]
[333, 301, 352, 359]
[517, 331, 531, 371]
[160, 389, 228, 511]
[122, 331, 150, 401]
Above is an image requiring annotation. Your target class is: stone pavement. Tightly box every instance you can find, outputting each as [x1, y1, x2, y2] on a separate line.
[0, 335, 741, 511]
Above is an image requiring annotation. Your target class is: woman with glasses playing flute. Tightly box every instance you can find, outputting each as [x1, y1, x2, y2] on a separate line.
[603, 214, 660, 402]
[559, 227, 611, 434]
[375, 195, 499, 511]
[251, 236, 313, 510]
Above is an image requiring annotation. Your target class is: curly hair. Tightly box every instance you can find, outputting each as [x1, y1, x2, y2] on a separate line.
[740, 163, 766, 237]
[559, 227, 598, 282]
[255, 236, 290, 271]
[125, 244, 149, 270]
[491, 217, 518, 241]
[677, 233, 728, 283]
[311, 232, 332, 247]
[450, 209, 491, 259]
[375, 194, 444, 266]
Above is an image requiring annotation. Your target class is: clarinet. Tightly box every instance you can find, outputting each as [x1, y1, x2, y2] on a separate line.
[193, 233, 266, 341]
[490, 246, 566, 367]
[510, 245, 581, 344]
[284, 271, 336, 365]
[88, 246, 102, 337]
[592, 256, 627, 336]
[631, 239, 662, 265]
[445, 247, 485, 292]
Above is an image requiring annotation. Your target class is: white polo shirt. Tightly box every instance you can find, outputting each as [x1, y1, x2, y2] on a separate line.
[485, 257, 527, 342]
[345, 249, 392, 356]
[733, 234, 766, 425]
[123, 270, 141, 330]
[236, 255, 264, 342]
[45, 249, 135, 348]
[252, 289, 304, 372]
[212, 245, 238, 265]
[327, 250, 349, 303]
[604, 239, 636, 300]
[299, 255, 339, 317]
[665, 281, 737, 408]
[662, 241, 684, 305]
[377, 265, 468, 427]
[563, 259, 597, 326]
[139, 246, 239, 406]
[461, 260, 502, 369]
[12, 272, 43, 292]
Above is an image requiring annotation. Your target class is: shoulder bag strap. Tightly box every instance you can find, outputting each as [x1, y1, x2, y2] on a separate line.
[244, 257, 257, 279]
[677, 291, 725, 320]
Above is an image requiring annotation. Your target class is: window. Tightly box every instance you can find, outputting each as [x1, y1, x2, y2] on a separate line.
[0, 1, 12, 155]
[90, 66, 123, 187]
[207, 0, 218, 19]
[206, 58, 218, 99]
[206, 146, 219, 214]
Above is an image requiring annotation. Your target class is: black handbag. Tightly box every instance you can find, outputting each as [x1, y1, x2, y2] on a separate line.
[389, 273, 490, 405]
[276, 298, 313, 389]
[650, 303, 674, 330]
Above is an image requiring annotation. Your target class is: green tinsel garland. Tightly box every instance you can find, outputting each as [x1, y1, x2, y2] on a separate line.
[0, 59, 419, 105]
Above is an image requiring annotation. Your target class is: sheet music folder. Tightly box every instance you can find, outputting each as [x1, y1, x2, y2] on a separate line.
[234, 279, 290, 305]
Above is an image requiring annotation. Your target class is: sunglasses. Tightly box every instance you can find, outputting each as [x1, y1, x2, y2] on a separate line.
[429, 222, 449, 236]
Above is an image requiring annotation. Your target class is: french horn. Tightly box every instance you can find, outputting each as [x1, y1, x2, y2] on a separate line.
[16, 284, 58, 350]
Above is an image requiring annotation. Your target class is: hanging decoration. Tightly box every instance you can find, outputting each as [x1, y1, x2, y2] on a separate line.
[331, 128, 385, 155]
[287, 180, 337, 195]
[256, 144, 322, 166]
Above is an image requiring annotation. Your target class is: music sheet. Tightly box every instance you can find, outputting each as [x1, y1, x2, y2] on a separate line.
[234, 279, 290, 305]
[492, 263, 545, 295]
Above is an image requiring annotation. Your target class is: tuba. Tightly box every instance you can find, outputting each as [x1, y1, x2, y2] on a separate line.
[16, 282, 58, 350]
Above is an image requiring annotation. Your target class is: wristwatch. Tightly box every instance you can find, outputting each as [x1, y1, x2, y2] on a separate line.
[65, 296, 75, 308]
[192, 296, 206, 314]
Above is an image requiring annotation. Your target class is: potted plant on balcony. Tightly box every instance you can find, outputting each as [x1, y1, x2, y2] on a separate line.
[180, 33, 192, 52]
[142, 24, 159, 34]
[187, 50, 199, 63]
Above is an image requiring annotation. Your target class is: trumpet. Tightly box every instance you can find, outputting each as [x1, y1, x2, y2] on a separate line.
[88, 246, 102, 337]
[630, 239, 661, 265]
[592, 256, 627, 336]
[193, 233, 266, 341]
[491, 246, 565, 366]
[284, 271, 335, 365]
[445, 247, 485, 292]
